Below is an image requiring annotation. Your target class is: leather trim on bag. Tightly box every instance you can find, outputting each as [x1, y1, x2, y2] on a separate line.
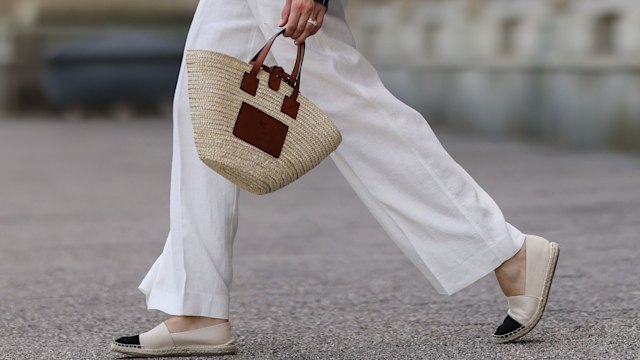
[241, 73, 258, 96]
[268, 73, 281, 91]
[233, 102, 289, 158]
[281, 95, 300, 119]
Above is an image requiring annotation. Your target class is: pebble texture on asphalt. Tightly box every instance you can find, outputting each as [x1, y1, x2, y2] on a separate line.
[1, 119, 639, 359]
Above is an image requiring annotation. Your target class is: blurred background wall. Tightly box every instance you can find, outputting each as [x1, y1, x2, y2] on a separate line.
[0, 0, 198, 117]
[346, 0, 640, 151]
[1, 0, 639, 152]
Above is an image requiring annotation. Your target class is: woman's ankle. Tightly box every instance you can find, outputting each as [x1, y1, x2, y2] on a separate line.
[495, 243, 526, 297]
[164, 316, 229, 333]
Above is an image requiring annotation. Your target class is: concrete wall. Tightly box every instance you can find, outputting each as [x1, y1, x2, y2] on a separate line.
[0, 0, 198, 115]
[346, 0, 640, 151]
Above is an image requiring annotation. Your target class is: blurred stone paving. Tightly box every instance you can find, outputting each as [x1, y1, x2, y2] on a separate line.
[0, 118, 639, 360]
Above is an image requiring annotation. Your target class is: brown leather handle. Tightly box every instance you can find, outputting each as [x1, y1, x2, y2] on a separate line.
[241, 30, 305, 118]
[249, 29, 305, 82]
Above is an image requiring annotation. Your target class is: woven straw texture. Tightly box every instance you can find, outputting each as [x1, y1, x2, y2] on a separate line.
[186, 50, 342, 195]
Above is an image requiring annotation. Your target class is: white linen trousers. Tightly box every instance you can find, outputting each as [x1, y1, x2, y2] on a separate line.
[138, 0, 526, 319]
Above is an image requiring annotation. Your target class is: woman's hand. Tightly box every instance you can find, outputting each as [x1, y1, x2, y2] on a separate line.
[279, 0, 327, 45]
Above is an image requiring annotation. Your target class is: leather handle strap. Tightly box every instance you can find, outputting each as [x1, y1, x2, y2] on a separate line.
[281, 41, 303, 118]
[242, 29, 305, 118]
[249, 30, 284, 76]
[248, 29, 305, 82]
[290, 43, 305, 82]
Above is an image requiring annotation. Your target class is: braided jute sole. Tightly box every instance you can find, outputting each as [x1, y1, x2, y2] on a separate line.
[493, 242, 560, 344]
[110, 342, 237, 357]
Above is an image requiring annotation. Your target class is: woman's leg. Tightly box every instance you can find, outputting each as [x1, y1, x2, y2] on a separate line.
[137, 0, 266, 323]
[247, 0, 525, 295]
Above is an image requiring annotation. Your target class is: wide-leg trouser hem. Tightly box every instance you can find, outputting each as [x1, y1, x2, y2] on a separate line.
[332, 151, 526, 295]
[441, 234, 526, 294]
[139, 286, 231, 319]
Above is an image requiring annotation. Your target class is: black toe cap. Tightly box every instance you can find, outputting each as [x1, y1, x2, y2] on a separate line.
[114, 335, 140, 346]
[494, 315, 524, 336]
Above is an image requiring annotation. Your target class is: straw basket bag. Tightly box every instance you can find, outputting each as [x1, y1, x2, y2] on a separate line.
[186, 30, 342, 195]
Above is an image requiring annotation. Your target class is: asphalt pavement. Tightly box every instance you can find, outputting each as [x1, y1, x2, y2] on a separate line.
[1, 118, 639, 359]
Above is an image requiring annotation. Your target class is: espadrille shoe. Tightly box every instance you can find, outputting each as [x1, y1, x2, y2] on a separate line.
[111, 321, 237, 357]
[493, 235, 560, 343]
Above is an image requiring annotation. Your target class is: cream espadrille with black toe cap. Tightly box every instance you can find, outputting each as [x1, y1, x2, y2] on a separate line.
[494, 235, 560, 344]
[111, 321, 237, 357]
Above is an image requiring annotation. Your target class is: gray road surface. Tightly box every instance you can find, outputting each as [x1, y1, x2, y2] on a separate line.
[1, 118, 639, 360]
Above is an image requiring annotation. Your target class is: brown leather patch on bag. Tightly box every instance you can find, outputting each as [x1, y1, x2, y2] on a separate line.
[233, 102, 288, 158]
